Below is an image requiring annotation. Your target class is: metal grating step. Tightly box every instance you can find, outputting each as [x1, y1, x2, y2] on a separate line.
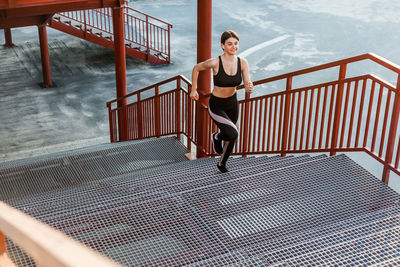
[8, 155, 323, 221]
[0, 135, 163, 170]
[0, 136, 188, 201]
[5, 154, 400, 266]
[241, 206, 400, 266]
[279, 226, 400, 266]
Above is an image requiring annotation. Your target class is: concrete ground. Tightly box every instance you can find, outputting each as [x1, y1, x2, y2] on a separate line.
[1, 0, 400, 186]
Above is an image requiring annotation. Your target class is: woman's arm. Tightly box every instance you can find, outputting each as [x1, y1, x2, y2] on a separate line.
[241, 58, 254, 94]
[190, 58, 217, 100]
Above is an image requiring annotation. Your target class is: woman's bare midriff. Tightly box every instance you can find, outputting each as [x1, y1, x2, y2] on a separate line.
[212, 86, 237, 98]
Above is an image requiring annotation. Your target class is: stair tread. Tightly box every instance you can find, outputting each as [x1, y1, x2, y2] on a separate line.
[0, 136, 188, 201]
[8, 155, 325, 217]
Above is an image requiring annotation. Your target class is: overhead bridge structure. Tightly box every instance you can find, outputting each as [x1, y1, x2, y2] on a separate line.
[0, 0, 172, 89]
[49, 6, 172, 65]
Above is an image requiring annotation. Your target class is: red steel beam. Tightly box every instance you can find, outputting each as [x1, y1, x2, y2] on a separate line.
[0, 0, 119, 16]
[0, 14, 48, 28]
[0, 0, 121, 29]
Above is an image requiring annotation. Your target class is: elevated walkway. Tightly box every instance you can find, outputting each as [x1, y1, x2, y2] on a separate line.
[1, 139, 400, 266]
[49, 6, 172, 65]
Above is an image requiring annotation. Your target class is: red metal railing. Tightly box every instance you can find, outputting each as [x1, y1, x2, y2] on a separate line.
[107, 75, 196, 151]
[55, 4, 172, 62]
[107, 53, 400, 183]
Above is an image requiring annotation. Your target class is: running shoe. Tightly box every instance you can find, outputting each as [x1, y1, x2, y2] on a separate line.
[217, 163, 229, 173]
[212, 132, 223, 154]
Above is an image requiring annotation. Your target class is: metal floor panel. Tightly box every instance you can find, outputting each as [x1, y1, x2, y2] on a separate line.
[0, 136, 166, 170]
[0, 136, 188, 201]
[8, 155, 320, 222]
[241, 205, 400, 263]
[5, 153, 400, 266]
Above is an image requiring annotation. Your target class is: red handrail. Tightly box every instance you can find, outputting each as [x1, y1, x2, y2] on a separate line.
[55, 4, 172, 62]
[107, 53, 400, 184]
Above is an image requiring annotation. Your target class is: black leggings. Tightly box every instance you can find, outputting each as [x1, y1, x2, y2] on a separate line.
[208, 93, 239, 166]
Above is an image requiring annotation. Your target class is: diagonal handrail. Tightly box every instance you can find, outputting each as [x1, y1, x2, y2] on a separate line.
[107, 53, 400, 184]
[0, 201, 122, 267]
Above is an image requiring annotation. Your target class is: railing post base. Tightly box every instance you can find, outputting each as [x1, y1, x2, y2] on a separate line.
[382, 167, 390, 184]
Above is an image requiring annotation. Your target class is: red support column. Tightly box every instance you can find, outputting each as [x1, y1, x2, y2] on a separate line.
[382, 74, 400, 184]
[38, 26, 53, 88]
[3, 28, 14, 47]
[196, 0, 212, 158]
[112, 5, 128, 141]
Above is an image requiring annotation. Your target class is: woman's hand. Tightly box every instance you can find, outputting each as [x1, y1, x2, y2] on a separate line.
[245, 81, 254, 94]
[190, 90, 199, 100]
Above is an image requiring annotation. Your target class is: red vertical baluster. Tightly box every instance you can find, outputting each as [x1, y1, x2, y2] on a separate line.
[176, 79, 181, 139]
[267, 97, 272, 151]
[294, 92, 302, 150]
[272, 96, 278, 151]
[251, 99, 258, 152]
[259, 98, 266, 152]
[300, 90, 308, 150]
[107, 102, 114, 142]
[306, 89, 314, 149]
[371, 84, 384, 152]
[242, 92, 251, 157]
[168, 25, 171, 62]
[137, 93, 142, 138]
[355, 79, 367, 147]
[240, 101, 245, 153]
[155, 85, 160, 137]
[281, 77, 292, 156]
[277, 94, 284, 151]
[287, 92, 295, 151]
[347, 80, 359, 148]
[363, 81, 376, 147]
[261, 98, 268, 152]
[379, 88, 392, 157]
[318, 86, 328, 149]
[339, 82, 351, 148]
[188, 93, 192, 151]
[312, 87, 321, 149]
[325, 85, 336, 149]
[146, 16, 149, 61]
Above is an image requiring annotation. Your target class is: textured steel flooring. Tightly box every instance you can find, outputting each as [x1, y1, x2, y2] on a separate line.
[2, 144, 400, 266]
[0, 136, 188, 201]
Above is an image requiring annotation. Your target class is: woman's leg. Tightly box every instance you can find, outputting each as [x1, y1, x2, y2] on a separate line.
[208, 94, 239, 170]
[217, 104, 239, 167]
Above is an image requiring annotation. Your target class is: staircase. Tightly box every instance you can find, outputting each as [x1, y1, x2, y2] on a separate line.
[48, 5, 172, 65]
[2, 138, 400, 266]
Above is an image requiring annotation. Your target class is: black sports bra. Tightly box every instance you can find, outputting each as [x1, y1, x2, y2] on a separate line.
[213, 56, 242, 87]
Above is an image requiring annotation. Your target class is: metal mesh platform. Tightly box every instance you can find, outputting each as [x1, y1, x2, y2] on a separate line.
[0, 136, 188, 201]
[3, 151, 400, 266]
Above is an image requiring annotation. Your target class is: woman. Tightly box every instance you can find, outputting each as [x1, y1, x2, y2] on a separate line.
[190, 30, 253, 173]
